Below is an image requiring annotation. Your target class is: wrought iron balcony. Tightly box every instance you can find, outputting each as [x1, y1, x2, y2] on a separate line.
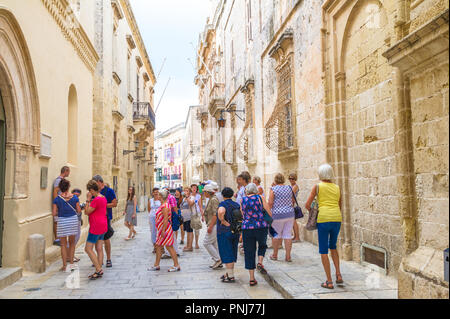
[133, 102, 155, 130]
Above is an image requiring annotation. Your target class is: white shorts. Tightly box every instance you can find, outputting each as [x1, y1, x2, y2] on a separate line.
[272, 217, 295, 239]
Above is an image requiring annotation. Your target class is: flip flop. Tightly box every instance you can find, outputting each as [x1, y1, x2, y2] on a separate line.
[168, 266, 181, 272]
[249, 279, 258, 286]
[321, 281, 334, 289]
[257, 263, 267, 275]
[336, 274, 344, 284]
[269, 255, 278, 261]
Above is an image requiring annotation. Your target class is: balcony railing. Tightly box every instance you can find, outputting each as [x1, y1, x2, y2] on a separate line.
[133, 102, 155, 130]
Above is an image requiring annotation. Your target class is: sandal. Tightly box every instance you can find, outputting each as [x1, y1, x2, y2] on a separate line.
[168, 266, 181, 272]
[125, 237, 131, 241]
[148, 266, 160, 271]
[257, 263, 267, 275]
[89, 270, 103, 280]
[321, 281, 334, 289]
[269, 255, 278, 261]
[73, 257, 80, 263]
[183, 247, 193, 252]
[285, 258, 292, 262]
[106, 260, 112, 268]
[221, 274, 236, 283]
[336, 273, 344, 284]
[249, 279, 258, 286]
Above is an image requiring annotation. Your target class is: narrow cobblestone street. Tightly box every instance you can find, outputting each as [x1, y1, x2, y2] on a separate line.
[0, 212, 282, 299]
[0, 212, 399, 299]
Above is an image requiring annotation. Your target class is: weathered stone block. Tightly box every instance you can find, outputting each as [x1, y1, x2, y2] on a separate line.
[26, 234, 46, 273]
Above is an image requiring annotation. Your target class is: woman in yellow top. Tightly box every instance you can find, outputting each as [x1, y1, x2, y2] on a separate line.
[305, 164, 343, 290]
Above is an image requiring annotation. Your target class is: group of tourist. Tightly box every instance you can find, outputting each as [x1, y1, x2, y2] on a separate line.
[51, 161, 344, 288]
[147, 163, 344, 289]
[52, 166, 118, 280]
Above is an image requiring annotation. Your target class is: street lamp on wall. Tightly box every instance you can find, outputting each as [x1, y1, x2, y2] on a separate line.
[123, 141, 140, 155]
[217, 107, 245, 128]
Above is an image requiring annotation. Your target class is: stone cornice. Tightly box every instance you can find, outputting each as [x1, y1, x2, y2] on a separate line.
[41, 0, 99, 73]
[119, 0, 156, 85]
[383, 9, 449, 73]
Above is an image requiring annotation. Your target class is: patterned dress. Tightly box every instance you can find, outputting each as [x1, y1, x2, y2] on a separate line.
[155, 202, 174, 246]
[241, 195, 269, 230]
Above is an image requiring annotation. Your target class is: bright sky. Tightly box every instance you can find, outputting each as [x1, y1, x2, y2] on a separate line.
[130, 0, 214, 134]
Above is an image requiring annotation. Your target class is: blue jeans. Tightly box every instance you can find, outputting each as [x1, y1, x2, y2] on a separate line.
[242, 228, 268, 270]
[317, 222, 341, 254]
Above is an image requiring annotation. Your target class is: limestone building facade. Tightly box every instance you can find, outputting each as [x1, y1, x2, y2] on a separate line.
[92, 0, 156, 215]
[0, 0, 156, 269]
[182, 105, 204, 187]
[192, 0, 449, 298]
[0, 0, 98, 267]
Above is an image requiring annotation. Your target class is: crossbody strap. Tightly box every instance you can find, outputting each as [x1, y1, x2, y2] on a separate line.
[58, 195, 78, 215]
[290, 186, 300, 207]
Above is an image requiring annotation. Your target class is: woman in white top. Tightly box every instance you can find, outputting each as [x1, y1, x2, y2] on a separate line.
[191, 184, 203, 249]
[253, 176, 265, 197]
[147, 188, 161, 254]
[181, 187, 196, 251]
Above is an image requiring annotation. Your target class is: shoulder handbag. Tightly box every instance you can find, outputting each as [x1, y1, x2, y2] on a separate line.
[190, 204, 203, 230]
[257, 195, 273, 225]
[290, 186, 304, 219]
[306, 184, 319, 231]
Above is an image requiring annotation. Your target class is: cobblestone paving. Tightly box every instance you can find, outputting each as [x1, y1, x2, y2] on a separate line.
[264, 240, 398, 299]
[0, 212, 282, 299]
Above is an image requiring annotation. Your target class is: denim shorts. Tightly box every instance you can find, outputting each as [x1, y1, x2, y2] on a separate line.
[86, 232, 105, 244]
[317, 222, 341, 254]
[183, 220, 193, 233]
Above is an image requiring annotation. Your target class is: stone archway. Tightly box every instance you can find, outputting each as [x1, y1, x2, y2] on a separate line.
[0, 7, 41, 266]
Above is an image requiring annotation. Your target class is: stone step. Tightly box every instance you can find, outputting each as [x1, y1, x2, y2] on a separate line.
[0, 267, 22, 290]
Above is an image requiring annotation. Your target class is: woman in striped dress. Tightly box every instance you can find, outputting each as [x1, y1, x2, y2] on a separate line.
[148, 189, 180, 272]
[52, 179, 81, 272]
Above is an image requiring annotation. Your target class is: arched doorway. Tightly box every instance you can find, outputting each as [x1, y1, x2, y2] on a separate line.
[0, 8, 41, 267]
[0, 90, 5, 267]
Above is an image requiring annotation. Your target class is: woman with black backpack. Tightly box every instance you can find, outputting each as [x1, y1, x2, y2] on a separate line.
[241, 183, 272, 286]
[216, 187, 241, 283]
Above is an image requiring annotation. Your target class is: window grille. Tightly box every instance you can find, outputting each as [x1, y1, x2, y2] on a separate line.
[264, 57, 295, 152]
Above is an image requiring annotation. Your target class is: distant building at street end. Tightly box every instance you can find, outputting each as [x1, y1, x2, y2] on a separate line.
[154, 123, 185, 189]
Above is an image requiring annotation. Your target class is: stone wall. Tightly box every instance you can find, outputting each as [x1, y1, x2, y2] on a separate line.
[193, 0, 449, 298]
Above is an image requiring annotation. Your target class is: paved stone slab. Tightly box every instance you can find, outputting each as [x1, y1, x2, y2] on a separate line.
[262, 240, 398, 299]
[0, 213, 282, 299]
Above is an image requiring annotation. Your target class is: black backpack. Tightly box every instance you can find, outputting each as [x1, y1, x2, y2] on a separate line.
[230, 206, 243, 235]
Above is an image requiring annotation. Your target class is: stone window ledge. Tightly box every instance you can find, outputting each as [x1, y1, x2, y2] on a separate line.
[278, 148, 298, 161]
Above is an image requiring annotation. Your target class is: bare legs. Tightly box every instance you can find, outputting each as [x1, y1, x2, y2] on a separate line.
[184, 232, 193, 250]
[59, 235, 76, 270]
[124, 221, 136, 239]
[271, 238, 292, 261]
[104, 239, 111, 262]
[194, 230, 200, 249]
[293, 221, 300, 241]
[154, 245, 180, 268]
[320, 249, 341, 284]
[85, 240, 104, 273]
[180, 225, 185, 243]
